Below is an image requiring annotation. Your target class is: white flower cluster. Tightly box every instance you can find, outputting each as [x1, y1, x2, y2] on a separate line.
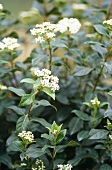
[32, 159, 45, 170]
[56, 18, 81, 34]
[0, 37, 20, 51]
[0, 84, 7, 90]
[33, 68, 60, 92]
[18, 131, 35, 144]
[30, 18, 81, 43]
[0, 4, 3, 10]
[91, 99, 100, 105]
[103, 19, 112, 26]
[30, 22, 56, 43]
[57, 164, 73, 170]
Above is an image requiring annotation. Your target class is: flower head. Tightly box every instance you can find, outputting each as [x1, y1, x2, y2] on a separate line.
[91, 98, 100, 106]
[57, 164, 73, 170]
[55, 18, 81, 34]
[0, 84, 7, 91]
[33, 68, 60, 92]
[30, 22, 57, 43]
[0, 37, 20, 51]
[18, 131, 35, 145]
[103, 19, 112, 26]
[0, 4, 3, 11]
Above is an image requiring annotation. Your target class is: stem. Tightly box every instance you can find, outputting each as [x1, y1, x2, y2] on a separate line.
[27, 103, 33, 118]
[48, 41, 53, 71]
[43, 0, 47, 22]
[10, 53, 19, 87]
[52, 142, 56, 170]
[105, 2, 112, 20]
[27, 88, 42, 118]
[93, 50, 111, 92]
[65, 33, 71, 81]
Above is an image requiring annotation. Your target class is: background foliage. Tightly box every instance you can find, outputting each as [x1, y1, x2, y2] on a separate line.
[0, 0, 112, 169]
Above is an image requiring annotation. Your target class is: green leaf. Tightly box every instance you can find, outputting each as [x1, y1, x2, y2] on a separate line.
[69, 117, 83, 135]
[16, 115, 30, 133]
[74, 66, 93, 76]
[20, 78, 36, 84]
[72, 110, 90, 121]
[32, 117, 51, 128]
[26, 146, 46, 158]
[42, 87, 55, 100]
[99, 164, 112, 170]
[7, 141, 25, 152]
[19, 94, 35, 106]
[42, 145, 54, 152]
[77, 130, 89, 141]
[8, 106, 25, 115]
[56, 129, 67, 143]
[32, 54, 49, 66]
[108, 91, 112, 96]
[0, 154, 12, 169]
[41, 133, 53, 142]
[89, 129, 108, 139]
[0, 59, 9, 64]
[8, 87, 25, 96]
[36, 99, 57, 111]
[91, 44, 107, 57]
[93, 24, 110, 38]
[104, 107, 112, 118]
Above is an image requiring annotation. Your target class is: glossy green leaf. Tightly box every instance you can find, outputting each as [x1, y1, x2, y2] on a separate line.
[8, 105, 25, 115]
[74, 66, 93, 76]
[42, 87, 55, 100]
[77, 130, 89, 141]
[20, 78, 35, 84]
[19, 94, 35, 106]
[72, 110, 90, 121]
[8, 87, 25, 96]
[89, 129, 108, 139]
[69, 117, 83, 135]
[93, 24, 110, 38]
[16, 115, 30, 133]
[0, 154, 12, 169]
[99, 164, 112, 170]
[56, 129, 67, 143]
[41, 133, 53, 141]
[32, 117, 51, 128]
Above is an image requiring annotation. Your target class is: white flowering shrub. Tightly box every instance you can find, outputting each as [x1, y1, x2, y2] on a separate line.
[0, 1, 112, 170]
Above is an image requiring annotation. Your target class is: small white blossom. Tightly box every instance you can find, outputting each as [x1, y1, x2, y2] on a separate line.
[91, 99, 100, 105]
[0, 84, 7, 90]
[0, 4, 3, 10]
[18, 131, 35, 144]
[30, 22, 57, 43]
[103, 19, 112, 26]
[21, 163, 27, 166]
[0, 37, 20, 51]
[56, 18, 81, 34]
[32, 68, 59, 92]
[57, 164, 73, 170]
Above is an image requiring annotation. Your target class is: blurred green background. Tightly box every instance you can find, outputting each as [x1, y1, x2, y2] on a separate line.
[0, 0, 33, 16]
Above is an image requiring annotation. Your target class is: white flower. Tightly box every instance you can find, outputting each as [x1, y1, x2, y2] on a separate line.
[18, 131, 35, 144]
[0, 84, 7, 90]
[57, 164, 73, 170]
[91, 99, 100, 105]
[0, 42, 5, 50]
[56, 18, 81, 34]
[32, 68, 60, 92]
[103, 19, 112, 26]
[0, 4, 3, 10]
[30, 22, 57, 43]
[0, 37, 20, 51]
